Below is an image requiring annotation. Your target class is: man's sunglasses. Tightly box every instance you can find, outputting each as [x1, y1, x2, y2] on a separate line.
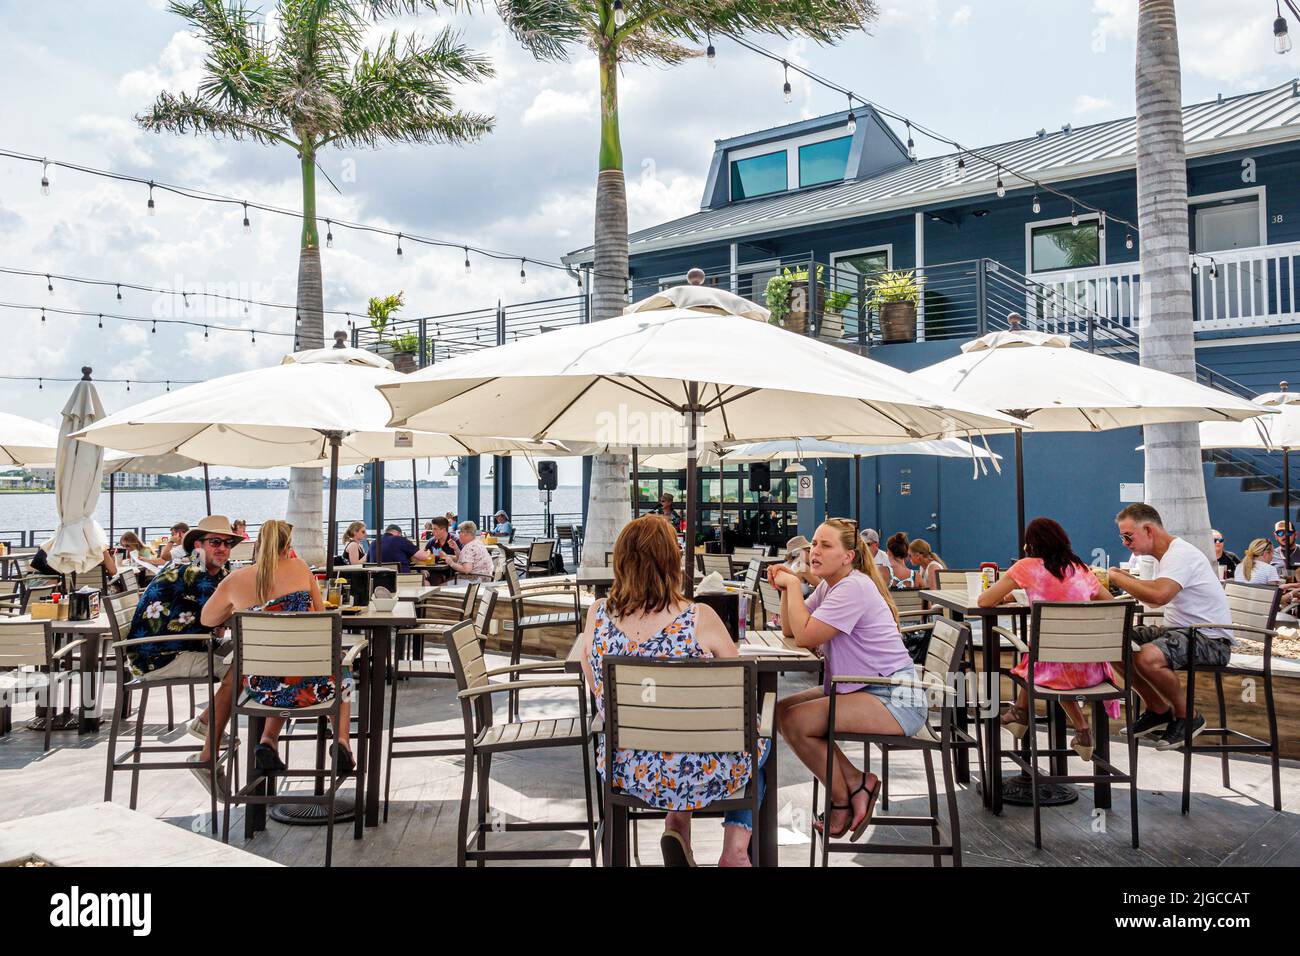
[199, 537, 238, 548]
[1213, 536, 1224, 543]
[1119, 531, 1135, 544]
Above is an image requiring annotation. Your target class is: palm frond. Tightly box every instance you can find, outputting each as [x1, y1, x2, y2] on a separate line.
[637, 0, 879, 46]
[136, 91, 297, 146]
[618, 32, 696, 66]
[495, 0, 591, 61]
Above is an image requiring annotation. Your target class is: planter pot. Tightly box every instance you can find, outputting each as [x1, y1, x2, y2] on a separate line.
[392, 351, 418, 374]
[820, 308, 844, 340]
[880, 301, 917, 343]
[775, 279, 809, 335]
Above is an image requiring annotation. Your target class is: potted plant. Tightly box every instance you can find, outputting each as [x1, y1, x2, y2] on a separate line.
[821, 288, 853, 339]
[391, 332, 420, 372]
[867, 270, 922, 343]
[366, 291, 405, 344]
[764, 265, 823, 335]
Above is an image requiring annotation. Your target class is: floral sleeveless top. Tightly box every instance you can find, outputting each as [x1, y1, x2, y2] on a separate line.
[588, 600, 768, 811]
[241, 590, 340, 708]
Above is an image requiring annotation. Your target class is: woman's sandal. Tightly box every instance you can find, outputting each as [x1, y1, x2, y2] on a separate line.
[849, 774, 881, 843]
[1071, 726, 1095, 762]
[1001, 705, 1030, 740]
[659, 829, 697, 867]
[330, 742, 356, 775]
[813, 804, 853, 839]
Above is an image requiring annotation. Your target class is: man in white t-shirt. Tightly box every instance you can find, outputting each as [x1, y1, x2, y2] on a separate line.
[1109, 504, 1232, 752]
[864, 529, 891, 573]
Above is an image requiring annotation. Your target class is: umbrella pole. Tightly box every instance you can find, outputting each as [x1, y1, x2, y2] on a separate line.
[325, 434, 341, 577]
[373, 458, 383, 563]
[854, 454, 862, 531]
[1286, 449, 1293, 573]
[631, 447, 638, 516]
[412, 459, 419, 541]
[108, 473, 115, 544]
[203, 464, 212, 515]
[685, 383, 699, 598]
[1015, 429, 1026, 558]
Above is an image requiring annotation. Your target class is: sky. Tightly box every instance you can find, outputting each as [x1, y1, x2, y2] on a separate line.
[0, 0, 1292, 484]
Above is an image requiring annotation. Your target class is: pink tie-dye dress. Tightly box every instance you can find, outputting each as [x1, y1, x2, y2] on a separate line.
[1006, 558, 1121, 718]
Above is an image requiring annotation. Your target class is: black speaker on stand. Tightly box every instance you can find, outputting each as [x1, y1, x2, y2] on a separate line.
[537, 460, 558, 536]
[748, 462, 771, 492]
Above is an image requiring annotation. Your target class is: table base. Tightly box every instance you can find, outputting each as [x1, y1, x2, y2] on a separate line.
[269, 799, 357, 826]
[990, 773, 1079, 807]
[26, 713, 79, 732]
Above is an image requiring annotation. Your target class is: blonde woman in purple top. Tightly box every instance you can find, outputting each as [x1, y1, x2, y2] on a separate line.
[770, 519, 926, 842]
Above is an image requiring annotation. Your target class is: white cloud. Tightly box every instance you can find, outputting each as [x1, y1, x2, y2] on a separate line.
[522, 88, 595, 127]
[1074, 94, 1114, 115]
[951, 5, 973, 28]
[116, 30, 207, 106]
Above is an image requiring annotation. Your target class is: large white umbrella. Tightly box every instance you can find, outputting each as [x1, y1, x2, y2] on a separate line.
[380, 285, 1028, 587]
[916, 328, 1272, 547]
[101, 450, 208, 543]
[45, 370, 109, 576]
[1197, 385, 1300, 565]
[75, 347, 556, 571]
[0, 411, 59, 467]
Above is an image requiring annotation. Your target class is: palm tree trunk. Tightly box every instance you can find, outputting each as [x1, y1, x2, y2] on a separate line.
[1136, 0, 1212, 559]
[288, 143, 325, 565]
[580, 40, 632, 569]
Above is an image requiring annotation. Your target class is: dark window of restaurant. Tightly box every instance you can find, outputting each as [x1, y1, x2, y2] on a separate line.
[1030, 220, 1101, 272]
[798, 136, 852, 187]
[730, 150, 787, 200]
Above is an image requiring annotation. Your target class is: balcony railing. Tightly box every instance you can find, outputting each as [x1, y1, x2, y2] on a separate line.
[1025, 241, 1300, 334]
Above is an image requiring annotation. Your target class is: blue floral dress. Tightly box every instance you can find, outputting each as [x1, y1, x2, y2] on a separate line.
[588, 601, 768, 811]
[241, 591, 347, 707]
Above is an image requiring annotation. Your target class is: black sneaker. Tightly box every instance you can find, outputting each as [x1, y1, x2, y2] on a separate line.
[254, 743, 288, 773]
[1155, 713, 1206, 751]
[1128, 708, 1173, 738]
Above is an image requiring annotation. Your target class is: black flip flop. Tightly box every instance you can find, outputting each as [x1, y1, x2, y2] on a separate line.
[849, 774, 881, 843]
[254, 743, 287, 773]
[330, 743, 355, 775]
[660, 829, 696, 867]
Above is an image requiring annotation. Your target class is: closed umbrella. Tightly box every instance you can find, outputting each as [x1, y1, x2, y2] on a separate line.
[74, 348, 553, 572]
[45, 368, 109, 576]
[0, 410, 58, 466]
[916, 329, 1271, 549]
[1196, 384, 1300, 568]
[379, 284, 1027, 589]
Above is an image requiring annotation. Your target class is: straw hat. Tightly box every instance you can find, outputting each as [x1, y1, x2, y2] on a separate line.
[785, 535, 811, 555]
[183, 515, 241, 552]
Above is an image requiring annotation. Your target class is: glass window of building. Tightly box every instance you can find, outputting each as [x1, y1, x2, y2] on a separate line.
[730, 150, 787, 200]
[798, 136, 852, 187]
[1030, 220, 1101, 272]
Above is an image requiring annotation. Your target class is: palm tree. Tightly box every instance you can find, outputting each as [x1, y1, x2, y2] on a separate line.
[489, 0, 878, 567]
[139, 0, 494, 562]
[1134, 0, 1212, 557]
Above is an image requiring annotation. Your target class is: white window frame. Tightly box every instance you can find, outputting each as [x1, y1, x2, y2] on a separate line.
[728, 126, 854, 200]
[830, 244, 894, 274]
[1188, 185, 1266, 251]
[1025, 213, 1105, 275]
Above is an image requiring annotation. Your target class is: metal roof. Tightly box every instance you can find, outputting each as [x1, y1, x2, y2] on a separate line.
[566, 81, 1300, 263]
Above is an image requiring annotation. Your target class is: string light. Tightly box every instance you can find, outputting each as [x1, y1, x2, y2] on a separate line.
[115, 284, 122, 300]
[242, 202, 251, 234]
[0, 299, 294, 341]
[905, 121, 916, 161]
[0, 373, 199, 388]
[995, 168, 1005, 198]
[1192, 261, 1200, 276]
[1098, 213, 1106, 239]
[1032, 194, 1041, 214]
[613, 0, 626, 28]
[151, 320, 156, 333]
[97, 313, 102, 329]
[325, 219, 333, 248]
[1125, 234, 1134, 250]
[1277, 1, 1294, 54]
[782, 61, 792, 103]
[464, 247, 471, 274]
[251, 329, 256, 344]
[40, 159, 50, 196]
[520, 258, 527, 285]
[46, 274, 53, 294]
[706, 31, 716, 68]
[845, 94, 857, 134]
[39, 307, 45, 324]
[1070, 206, 1079, 227]
[181, 292, 189, 308]
[146, 181, 155, 216]
[956, 153, 966, 176]
[396, 232, 403, 257]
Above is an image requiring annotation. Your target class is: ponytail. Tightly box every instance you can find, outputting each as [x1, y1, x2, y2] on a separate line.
[1242, 537, 1270, 583]
[255, 519, 292, 604]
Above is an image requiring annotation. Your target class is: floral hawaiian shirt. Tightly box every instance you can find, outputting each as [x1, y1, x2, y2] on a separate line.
[124, 557, 228, 676]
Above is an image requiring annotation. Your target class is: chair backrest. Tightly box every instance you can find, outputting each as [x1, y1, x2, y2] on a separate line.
[0, 619, 52, 669]
[491, 550, 508, 582]
[935, 568, 974, 592]
[229, 540, 255, 563]
[697, 553, 734, 578]
[396, 572, 425, 593]
[758, 579, 782, 624]
[604, 551, 615, 568]
[443, 619, 489, 695]
[891, 588, 925, 613]
[733, 546, 767, 562]
[602, 656, 756, 755]
[503, 561, 522, 598]
[118, 568, 139, 593]
[742, 559, 761, 592]
[106, 589, 141, 641]
[1030, 601, 1134, 665]
[1223, 580, 1280, 632]
[920, 617, 969, 683]
[528, 539, 555, 563]
[459, 581, 481, 618]
[231, 611, 341, 682]
[555, 524, 573, 542]
[19, 582, 56, 613]
[473, 587, 497, 637]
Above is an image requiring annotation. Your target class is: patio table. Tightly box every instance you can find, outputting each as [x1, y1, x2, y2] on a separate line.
[565, 627, 820, 866]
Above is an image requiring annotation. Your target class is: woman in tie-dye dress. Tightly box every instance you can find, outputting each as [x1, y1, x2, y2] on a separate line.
[978, 517, 1117, 762]
[580, 516, 768, 868]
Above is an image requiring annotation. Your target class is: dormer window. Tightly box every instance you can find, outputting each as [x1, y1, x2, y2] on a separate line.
[727, 129, 854, 201]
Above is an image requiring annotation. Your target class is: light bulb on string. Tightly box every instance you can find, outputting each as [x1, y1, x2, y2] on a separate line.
[325, 219, 333, 248]
[1210, 260, 1218, 279]
[295, 310, 301, 325]
[995, 169, 1005, 198]
[165, 381, 170, 392]
[1125, 234, 1134, 250]
[782, 61, 791, 103]
[39, 307, 45, 324]
[38, 378, 42, 390]
[1277, 4, 1293, 54]
[251, 329, 256, 345]
[956, 153, 966, 176]
[40, 160, 50, 196]
[97, 313, 103, 329]
[182, 292, 189, 309]
[613, 0, 626, 28]
[464, 247, 471, 274]
[203, 326, 209, 339]
[706, 31, 716, 67]
[46, 274, 53, 294]
[146, 182, 155, 216]
[845, 94, 856, 134]
[396, 233, 403, 258]
[1032, 194, 1041, 214]
[242, 202, 251, 234]
[1097, 213, 1106, 239]
[520, 258, 527, 285]
[116, 284, 122, 301]
[1070, 207, 1079, 226]
[1192, 261, 1200, 276]
[125, 380, 130, 392]
[151, 320, 156, 333]
[905, 121, 916, 161]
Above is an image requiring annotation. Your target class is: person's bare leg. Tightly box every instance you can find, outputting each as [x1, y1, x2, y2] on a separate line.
[718, 824, 752, 867]
[335, 697, 353, 755]
[260, 716, 285, 747]
[198, 671, 233, 763]
[1134, 645, 1183, 717]
[664, 810, 691, 851]
[1060, 699, 1088, 731]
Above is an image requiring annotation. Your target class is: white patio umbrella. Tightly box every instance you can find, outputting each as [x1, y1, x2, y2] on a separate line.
[915, 328, 1272, 548]
[74, 347, 556, 572]
[101, 450, 207, 544]
[0, 410, 59, 467]
[379, 284, 1028, 589]
[1196, 384, 1300, 565]
[45, 369, 109, 576]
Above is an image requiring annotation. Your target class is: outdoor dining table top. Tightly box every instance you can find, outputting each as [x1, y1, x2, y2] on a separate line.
[337, 601, 418, 628]
[9, 611, 112, 632]
[563, 627, 819, 672]
[918, 588, 1030, 617]
[396, 585, 440, 602]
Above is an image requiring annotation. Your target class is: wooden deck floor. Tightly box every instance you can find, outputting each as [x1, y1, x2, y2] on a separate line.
[1, 658, 1297, 867]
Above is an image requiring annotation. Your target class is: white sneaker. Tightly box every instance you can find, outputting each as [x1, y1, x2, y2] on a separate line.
[186, 753, 230, 800]
[187, 714, 231, 746]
